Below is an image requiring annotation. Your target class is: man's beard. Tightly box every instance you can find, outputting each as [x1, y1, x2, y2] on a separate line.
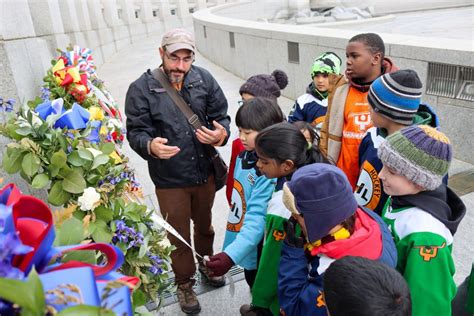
[164, 66, 186, 84]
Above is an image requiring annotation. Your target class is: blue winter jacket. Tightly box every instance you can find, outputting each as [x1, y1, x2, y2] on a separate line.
[278, 207, 397, 316]
[223, 151, 276, 270]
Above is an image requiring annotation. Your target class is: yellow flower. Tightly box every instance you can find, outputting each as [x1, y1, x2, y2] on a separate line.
[100, 125, 108, 135]
[88, 106, 105, 121]
[110, 150, 122, 164]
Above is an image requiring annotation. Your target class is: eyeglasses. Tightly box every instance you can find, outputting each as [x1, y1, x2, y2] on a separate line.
[164, 51, 194, 64]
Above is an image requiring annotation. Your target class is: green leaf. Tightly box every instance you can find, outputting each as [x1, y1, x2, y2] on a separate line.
[62, 169, 86, 194]
[94, 205, 114, 222]
[138, 243, 148, 258]
[2, 149, 25, 173]
[67, 150, 86, 167]
[28, 269, 46, 315]
[48, 164, 60, 177]
[51, 150, 67, 168]
[57, 217, 84, 245]
[48, 180, 71, 206]
[100, 142, 115, 155]
[15, 126, 34, 136]
[91, 220, 113, 243]
[78, 148, 93, 161]
[132, 290, 147, 309]
[58, 305, 115, 316]
[31, 173, 49, 189]
[0, 269, 45, 314]
[91, 154, 110, 170]
[62, 250, 97, 265]
[21, 152, 41, 177]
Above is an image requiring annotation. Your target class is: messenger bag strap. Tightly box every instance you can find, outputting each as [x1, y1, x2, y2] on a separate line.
[151, 68, 202, 130]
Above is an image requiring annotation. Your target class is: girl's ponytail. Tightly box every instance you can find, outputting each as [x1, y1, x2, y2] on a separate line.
[255, 122, 330, 167]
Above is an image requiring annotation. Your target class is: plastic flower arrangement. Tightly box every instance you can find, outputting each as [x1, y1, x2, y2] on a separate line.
[0, 46, 174, 308]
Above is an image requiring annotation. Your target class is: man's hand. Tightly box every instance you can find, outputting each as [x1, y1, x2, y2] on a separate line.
[150, 137, 180, 159]
[204, 252, 233, 276]
[195, 121, 226, 145]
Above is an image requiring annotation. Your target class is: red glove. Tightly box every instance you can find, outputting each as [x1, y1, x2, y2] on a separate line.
[205, 252, 234, 276]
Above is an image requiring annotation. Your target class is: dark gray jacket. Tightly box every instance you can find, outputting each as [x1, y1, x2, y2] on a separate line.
[125, 66, 230, 188]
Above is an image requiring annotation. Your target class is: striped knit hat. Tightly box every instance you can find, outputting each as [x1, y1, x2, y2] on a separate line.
[368, 69, 423, 125]
[378, 125, 452, 191]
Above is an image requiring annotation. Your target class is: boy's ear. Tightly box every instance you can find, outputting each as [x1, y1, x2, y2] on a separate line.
[372, 52, 382, 65]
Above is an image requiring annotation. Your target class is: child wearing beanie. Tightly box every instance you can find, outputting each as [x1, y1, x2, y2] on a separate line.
[226, 70, 289, 205]
[355, 69, 440, 215]
[378, 125, 466, 316]
[278, 163, 397, 316]
[288, 52, 341, 134]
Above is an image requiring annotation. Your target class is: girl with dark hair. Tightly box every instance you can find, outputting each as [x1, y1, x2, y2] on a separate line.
[206, 97, 285, 290]
[239, 122, 330, 316]
[291, 120, 318, 146]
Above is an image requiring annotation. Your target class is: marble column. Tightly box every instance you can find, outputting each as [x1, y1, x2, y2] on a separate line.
[87, 0, 117, 60]
[118, 0, 147, 42]
[0, 0, 51, 198]
[100, 0, 131, 51]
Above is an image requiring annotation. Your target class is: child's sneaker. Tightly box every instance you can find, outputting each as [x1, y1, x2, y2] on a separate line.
[198, 263, 226, 287]
[177, 281, 201, 314]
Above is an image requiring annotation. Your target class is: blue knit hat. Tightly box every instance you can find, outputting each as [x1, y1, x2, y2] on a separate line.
[368, 69, 423, 125]
[285, 163, 357, 243]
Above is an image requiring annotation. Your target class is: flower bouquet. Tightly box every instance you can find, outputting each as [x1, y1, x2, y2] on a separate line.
[0, 46, 174, 310]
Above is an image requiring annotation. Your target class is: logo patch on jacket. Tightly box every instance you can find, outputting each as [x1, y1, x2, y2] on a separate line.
[316, 291, 325, 308]
[354, 161, 381, 209]
[272, 230, 286, 241]
[414, 242, 446, 262]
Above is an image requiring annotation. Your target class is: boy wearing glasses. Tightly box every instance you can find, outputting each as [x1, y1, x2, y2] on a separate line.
[125, 28, 231, 315]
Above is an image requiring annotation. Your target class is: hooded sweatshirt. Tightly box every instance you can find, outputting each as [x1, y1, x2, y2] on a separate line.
[382, 185, 466, 316]
[355, 103, 439, 215]
[278, 207, 397, 316]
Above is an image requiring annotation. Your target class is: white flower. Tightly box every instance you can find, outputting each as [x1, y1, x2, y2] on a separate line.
[77, 187, 101, 211]
[31, 113, 44, 127]
[159, 237, 172, 249]
[87, 148, 102, 158]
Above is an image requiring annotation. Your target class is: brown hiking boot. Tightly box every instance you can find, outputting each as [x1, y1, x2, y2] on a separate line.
[199, 263, 226, 287]
[176, 282, 201, 314]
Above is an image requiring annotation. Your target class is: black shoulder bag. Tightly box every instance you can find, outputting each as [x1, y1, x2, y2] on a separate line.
[151, 69, 228, 191]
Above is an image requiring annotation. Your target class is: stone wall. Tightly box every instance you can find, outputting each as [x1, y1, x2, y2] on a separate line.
[193, 2, 474, 163]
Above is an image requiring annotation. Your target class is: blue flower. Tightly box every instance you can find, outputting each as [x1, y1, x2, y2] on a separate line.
[147, 252, 164, 275]
[0, 232, 33, 279]
[41, 87, 51, 102]
[113, 220, 144, 249]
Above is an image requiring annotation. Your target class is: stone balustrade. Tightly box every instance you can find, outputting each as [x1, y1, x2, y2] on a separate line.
[193, 2, 474, 163]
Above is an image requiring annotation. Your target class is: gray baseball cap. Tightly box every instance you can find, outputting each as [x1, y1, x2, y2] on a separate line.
[161, 28, 195, 54]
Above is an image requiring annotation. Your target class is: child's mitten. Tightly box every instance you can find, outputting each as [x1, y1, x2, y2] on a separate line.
[205, 252, 234, 276]
[283, 217, 305, 248]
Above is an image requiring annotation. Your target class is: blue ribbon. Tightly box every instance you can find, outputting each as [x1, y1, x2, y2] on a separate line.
[54, 103, 90, 130]
[35, 98, 65, 120]
[35, 99, 90, 130]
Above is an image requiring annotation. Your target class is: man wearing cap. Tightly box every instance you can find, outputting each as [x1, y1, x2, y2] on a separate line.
[125, 28, 230, 314]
